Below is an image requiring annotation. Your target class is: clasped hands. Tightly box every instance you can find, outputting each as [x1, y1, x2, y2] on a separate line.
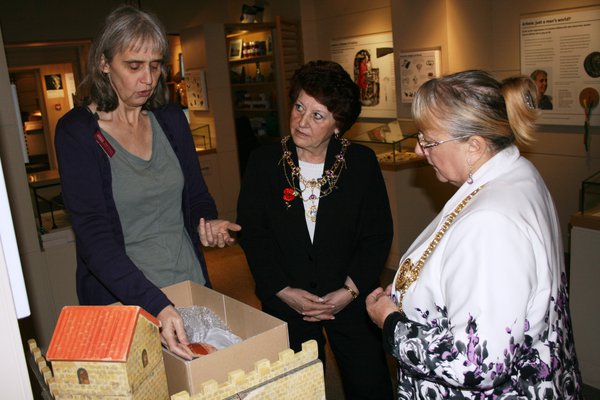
[277, 286, 356, 322]
[199, 218, 241, 248]
[365, 284, 398, 329]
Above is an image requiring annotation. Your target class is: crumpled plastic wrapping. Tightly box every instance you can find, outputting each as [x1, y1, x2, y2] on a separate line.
[177, 305, 242, 350]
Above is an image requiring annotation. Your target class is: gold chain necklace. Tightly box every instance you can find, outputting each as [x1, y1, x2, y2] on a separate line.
[298, 173, 323, 222]
[280, 135, 350, 222]
[394, 185, 484, 312]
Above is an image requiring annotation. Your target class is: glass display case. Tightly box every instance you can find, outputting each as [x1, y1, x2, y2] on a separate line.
[191, 123, 211, 151]
[347, 119, 423, 165]
[580, 170, 600, 216]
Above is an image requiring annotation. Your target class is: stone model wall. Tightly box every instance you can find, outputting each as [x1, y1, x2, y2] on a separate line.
[52, 360, 130, 397]
[126, 316, 169, 399]
[170, 340, 325, 400]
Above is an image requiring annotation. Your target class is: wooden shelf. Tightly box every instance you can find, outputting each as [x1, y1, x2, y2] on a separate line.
[229, 55, 274, 65]
[234, 108, 278, 113]
[226, 17, 303, 140]
[232, 82, 276, 89]
[225, 22, 275, 37]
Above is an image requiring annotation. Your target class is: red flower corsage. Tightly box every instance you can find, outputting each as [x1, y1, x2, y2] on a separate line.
[283, 187, 297, 208]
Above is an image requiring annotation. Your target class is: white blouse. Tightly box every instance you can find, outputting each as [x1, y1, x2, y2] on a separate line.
[387, 145, 581, 398]
[298, 160, 324, 242]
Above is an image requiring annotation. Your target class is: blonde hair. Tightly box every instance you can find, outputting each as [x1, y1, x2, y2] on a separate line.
[412, 70, 540, 150]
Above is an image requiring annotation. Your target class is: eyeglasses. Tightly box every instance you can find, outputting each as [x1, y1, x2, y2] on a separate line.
[417, 131, 470, 150]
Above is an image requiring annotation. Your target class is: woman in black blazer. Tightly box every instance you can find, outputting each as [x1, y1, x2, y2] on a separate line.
[237, 60, 394, 399]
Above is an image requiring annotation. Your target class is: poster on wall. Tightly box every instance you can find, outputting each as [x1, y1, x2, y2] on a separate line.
[44, 74, 64, 99]
[398, 49, 441, 104]
[520, 6, 600, 126]
[185, 69, 209, 111]
[330, 32, 396, 119]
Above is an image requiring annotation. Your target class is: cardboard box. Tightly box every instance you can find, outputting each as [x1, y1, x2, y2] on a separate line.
[160, 280, 289, 396]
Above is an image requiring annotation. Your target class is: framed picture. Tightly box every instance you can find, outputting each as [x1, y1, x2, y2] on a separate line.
[330, 32, 396, 118]
[228, 39, 243, 60]
[185, 69, 209, 111]
[398, 48, 441, 104]
[44, 73, 65, 98]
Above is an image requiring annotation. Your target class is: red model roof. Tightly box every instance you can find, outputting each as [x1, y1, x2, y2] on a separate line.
[46, 305, 160, 362]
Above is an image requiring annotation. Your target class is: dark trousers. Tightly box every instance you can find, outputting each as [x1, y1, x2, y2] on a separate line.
[264, 300, 394, 400]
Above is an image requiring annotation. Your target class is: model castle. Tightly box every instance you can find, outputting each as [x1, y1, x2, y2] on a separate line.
[27, 307, 324, 399]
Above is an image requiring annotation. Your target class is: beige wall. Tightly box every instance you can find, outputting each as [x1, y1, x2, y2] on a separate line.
[385, 0, 600, 248]
[300, 0, 393, 63]
[485, 0, 600, 250]
[1, 0, 598, 364]
[299, 0, 600, 248]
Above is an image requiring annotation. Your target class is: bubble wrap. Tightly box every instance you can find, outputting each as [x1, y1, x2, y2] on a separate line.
[177, 305, 242, 350]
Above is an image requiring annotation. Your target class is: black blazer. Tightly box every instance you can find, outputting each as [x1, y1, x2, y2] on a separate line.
[237, 137, 393, 316]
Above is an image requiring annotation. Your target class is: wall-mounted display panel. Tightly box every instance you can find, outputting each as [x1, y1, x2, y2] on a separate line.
[330, 32, 396, 119]
[185, 69, 209, 111]
[398, 49, 441, 104]
[520, 6, 600, 127]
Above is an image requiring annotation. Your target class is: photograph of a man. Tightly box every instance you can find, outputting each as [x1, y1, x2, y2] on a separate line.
[45, 74, 63, 91]
[530, 69, 553, 110]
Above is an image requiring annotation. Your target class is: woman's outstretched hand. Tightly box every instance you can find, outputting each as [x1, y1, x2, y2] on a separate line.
[199, 218, 242, 248]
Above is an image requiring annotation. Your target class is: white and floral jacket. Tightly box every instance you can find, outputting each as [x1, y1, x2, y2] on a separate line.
[386, 145, 582, 399]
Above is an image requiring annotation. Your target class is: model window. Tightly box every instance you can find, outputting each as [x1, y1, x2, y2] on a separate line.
[77, 368, 90, 384]
[142, 349, 148, 367]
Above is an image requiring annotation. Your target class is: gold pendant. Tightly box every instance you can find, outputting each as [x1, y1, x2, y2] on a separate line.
[306, 205, 318, 222]
[391, 185, 484, 313]
[395, 258, 413, 292]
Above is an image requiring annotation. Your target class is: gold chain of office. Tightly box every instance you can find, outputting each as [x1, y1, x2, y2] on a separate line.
[280, 135, 349, 221]
[394, 185, 484, 313]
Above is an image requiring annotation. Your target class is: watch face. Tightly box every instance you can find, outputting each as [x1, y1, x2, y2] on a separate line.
[583, 51, 600, 78]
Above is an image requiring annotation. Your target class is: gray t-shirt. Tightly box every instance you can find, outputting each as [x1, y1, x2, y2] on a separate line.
[102, 113, 205, 288]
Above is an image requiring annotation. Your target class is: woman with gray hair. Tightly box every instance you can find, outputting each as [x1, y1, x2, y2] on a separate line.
[55, 5, 240, 360]
[367, 70, 581, 398]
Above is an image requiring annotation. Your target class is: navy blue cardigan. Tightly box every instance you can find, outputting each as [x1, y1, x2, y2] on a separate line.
[55, 104, 217, 316]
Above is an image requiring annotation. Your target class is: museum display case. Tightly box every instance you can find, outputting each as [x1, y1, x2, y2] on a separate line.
[571, 169, 600, 387]
[190, 123, 211, 151]
[580, 170, 600, 216]
[571, 169, 600, 231]
[346, 119, 424, 168]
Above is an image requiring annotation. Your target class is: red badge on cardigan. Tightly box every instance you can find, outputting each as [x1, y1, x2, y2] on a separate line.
[94, 130, 115, 158]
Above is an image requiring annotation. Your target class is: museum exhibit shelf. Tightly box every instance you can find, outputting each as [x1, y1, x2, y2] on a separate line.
[347, 119, 426, 170]
[346, 119, 453, 268]
[225, 18, 303, 142]
[191, 123, 212, 152]
[569, 170, 600, 389]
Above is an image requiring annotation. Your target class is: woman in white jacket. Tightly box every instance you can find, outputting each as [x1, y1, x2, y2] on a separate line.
[367, 70, 582, 399]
